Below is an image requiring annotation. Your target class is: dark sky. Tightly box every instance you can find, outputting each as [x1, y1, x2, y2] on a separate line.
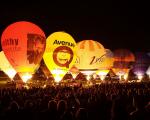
[0, 0, 150, 52]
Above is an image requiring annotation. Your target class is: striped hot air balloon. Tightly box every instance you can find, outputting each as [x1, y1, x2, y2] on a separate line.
[75, 40, 105, 80]
[112, 49, 135, 80]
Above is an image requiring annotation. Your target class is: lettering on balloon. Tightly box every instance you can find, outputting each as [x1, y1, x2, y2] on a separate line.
[90, 54, 107, 65]
[2, 38, 21, 51]
[2, 38, 18, 46]
[53, 40, 75, 47]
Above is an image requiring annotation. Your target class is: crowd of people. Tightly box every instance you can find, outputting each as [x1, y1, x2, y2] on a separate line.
[0, 82, 150, 120]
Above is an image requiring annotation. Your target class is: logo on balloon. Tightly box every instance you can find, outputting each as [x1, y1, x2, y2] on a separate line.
[53, 46, 73, 68]
[43, 31, 77, 71]
[90, 54, 107, 65]
[27, 33, 46, 65]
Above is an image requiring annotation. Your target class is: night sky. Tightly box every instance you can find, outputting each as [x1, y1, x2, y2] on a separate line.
[0, 0, 149, 52]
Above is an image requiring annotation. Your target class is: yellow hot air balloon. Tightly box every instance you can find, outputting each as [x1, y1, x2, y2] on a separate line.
[0, 51, 16, 80]
[96, 49, 114, 80]
[1, 21, 46, 83]
[43, 31, 77, 83]
[75, 40, 105, 80]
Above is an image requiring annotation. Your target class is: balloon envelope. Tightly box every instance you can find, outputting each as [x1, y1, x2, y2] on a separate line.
[132, 52, 150, 76]
[1, 21, 46, 80]
[75, 40, 105, 75]
[112, 49, 135, 76]
[0, 51, 16, 79]
[43, 31, 77, 82]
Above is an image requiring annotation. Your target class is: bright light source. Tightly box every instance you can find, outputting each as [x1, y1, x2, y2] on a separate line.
[5, 69, 16, 79]
[93, 73, 97, 79]
[86, 75, 91, 81]
[97, 70, 109, 76]
[43, 84, 47, 88]
[97, 70, 109, 81]
[81, 70, 95, 76]
[21, 73, 32, 83]
[137, 74, 143, 80]
[123, 74, 128, 80]
[119, 75, 122, 80]
[72, 73, 79, 79]
[100, 75, 105, 81]
[52, 69, 66, 74]
[52, 69, 67, 83]
[54, 75, 62, 83]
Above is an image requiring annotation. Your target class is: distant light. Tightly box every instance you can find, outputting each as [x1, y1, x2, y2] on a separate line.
[43, 84, 47, 88]
[86, 75, 91, 81]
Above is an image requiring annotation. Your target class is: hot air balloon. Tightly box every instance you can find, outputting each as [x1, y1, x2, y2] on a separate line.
[96, 49, 114, 80]
[43, 31, 77, 83]
[112, 49, 135, 80]
[75, 40, 105, 81]
[0, 51, 16, 80]
[1, 21, 46, 83]
[132, 52, 150, 81]
[69, 65, 80, 79]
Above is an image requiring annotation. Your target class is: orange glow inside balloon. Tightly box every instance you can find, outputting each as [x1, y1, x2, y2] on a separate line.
[1, 21, 46, 80]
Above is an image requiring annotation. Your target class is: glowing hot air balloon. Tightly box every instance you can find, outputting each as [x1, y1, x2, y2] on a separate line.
[132, 52, 150, 81]
[1, 21, 46, 83]
[0, 51, 16, 80]
[112, 49, 135, 80]
[96, 49, 114, 80]
[43, 31, 77, 83]
[75, 40, 105, 80]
